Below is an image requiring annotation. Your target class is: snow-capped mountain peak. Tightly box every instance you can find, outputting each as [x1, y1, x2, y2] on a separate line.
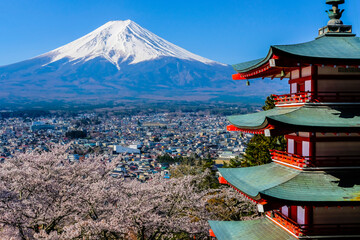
[0, 20, 286, 104]
[42, 20, 219, 69]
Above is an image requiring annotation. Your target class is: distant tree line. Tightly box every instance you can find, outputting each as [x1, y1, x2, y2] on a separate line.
[65, 130, 87, 139]
[0, 110, 50, 119]
[156, 154, 183, 164]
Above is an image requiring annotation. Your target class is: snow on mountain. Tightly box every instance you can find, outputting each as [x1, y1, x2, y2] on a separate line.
[0, 20, 288, 104]
[41, 20, 220, 69]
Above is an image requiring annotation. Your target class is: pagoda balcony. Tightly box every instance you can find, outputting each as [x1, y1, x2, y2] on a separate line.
[270, 150, 308, 169]
[273, 92, 311, 106]
[266, 211, 302, 236]
[273, 92, 360, 106]
[268, 210, 360, 237]
[270, 149, 360, 169]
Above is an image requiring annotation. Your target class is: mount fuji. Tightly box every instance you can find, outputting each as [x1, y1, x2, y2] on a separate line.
[0, 20, 286, 104]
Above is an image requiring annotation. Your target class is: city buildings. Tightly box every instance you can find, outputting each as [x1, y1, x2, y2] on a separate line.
[0, 111, 251, 181]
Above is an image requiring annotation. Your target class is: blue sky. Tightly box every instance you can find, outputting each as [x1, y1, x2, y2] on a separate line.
[0, 0, 359, 66]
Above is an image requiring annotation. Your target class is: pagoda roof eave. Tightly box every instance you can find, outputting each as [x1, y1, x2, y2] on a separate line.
[233, 36, 360, 74]
[232, 50, 273, 74]
[209, 219, 297, 240]
[227, 104, 360, 133]
[219, 163, 360, 202]
[227, 107, 295, 130]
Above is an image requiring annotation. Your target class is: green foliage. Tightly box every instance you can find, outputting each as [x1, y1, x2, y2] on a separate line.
[242, 95, 286, 167]
[156, 154, 183, 164]
[168, 155, 221, 190]
[65, 130, 87, 139]
[0, 110, 50, 119]
[222, 156, 243, 168]
[242, 135, 286, 167]
[198, 157, 221, 189]
[262, 95, 276, 111]
[198, 170, 221, 190]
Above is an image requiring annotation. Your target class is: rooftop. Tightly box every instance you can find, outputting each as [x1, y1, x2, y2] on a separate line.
[232, 1, 359, 79]
[233, 36, 360, 74]
[219, 163, 360, 202]
[227, 104, 360, 133]
[209, 218, 297, 240]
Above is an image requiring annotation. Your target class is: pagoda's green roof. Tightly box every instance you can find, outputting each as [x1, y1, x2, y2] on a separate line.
[227, 107, 295, 129]
[232, 58, 266, 73]
[219, 163, 360, 202]
[233, 36, 360, 73]
[227, 104, 360, 132]
[209, 219, 297, 240]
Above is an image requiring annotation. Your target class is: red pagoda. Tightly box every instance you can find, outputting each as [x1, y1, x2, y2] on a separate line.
[209, 1, 360, 239]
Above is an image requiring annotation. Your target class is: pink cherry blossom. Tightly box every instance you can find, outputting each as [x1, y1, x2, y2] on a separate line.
[0, 145, 256, 239]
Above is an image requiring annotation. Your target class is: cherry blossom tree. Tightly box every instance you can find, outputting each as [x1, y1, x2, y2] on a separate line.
[0, 145, 256, 239]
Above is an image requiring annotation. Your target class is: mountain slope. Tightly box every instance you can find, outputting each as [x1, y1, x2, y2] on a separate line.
[0, 20, 287, 103]
[44, 20, 219, 68]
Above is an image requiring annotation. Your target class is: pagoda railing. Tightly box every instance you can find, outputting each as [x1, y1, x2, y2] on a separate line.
[270, 150, 308, 168]
[270, 150, 360, 168]
[273, 92, 360, 105]
[272, 92, 311, 105]
[268, 210, 360, 237]
[267, 211, 302, 236]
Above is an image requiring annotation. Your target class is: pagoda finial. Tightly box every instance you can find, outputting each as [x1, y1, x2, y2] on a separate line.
[318, 0, 354, 38]
[325, 0, 345, 25]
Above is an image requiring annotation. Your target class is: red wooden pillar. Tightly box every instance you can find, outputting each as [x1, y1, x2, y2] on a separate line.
[295, 141, 303, 156]
[311, 65, 318, 100]
[290, 206, 298, 222]
[305, 206, 313, 227]
[310, 132, 316, 166]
